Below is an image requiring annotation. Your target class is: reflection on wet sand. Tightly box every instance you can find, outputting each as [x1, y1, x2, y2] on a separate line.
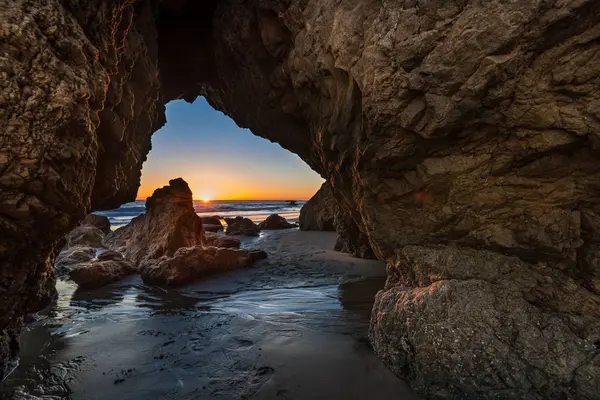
[2, 231, 419, 400]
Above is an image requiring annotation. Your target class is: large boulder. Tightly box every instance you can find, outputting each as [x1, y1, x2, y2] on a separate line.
[258, 214, 298, 230]
[140, 246, 267, 286]
[54, 246, 96, 276]
[225, 217, 260, 236]
[104, 178, 204, 265]
[370, 246, 600, 399]
[81, 214, 111, 234]
[64, 225, 105, 249]
[299, 183, 336, 231]
[69, 256, 137, 290]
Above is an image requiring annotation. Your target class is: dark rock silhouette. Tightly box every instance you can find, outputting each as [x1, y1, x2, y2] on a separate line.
[299, 183, 336, 231]
[258, 214, 297, 230]
[201, 216, 224, 232]
[225, 217, 261, 237]
[81, 214, 111, 234]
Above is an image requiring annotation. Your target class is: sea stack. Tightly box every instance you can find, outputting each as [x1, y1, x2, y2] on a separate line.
[104, 178, 204, 266]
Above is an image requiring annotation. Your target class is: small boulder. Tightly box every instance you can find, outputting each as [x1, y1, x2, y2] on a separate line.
[140, 246, 267, 286]
[64, 225, 105, 248]
[69, 258, 137, 289]
[54, 246, 96, 276]
[258, 214, 298, 230]
[225, 217, 260, 236]
[204, 232, 241, 249]
[81, 214, 111, 234]
[201, 216, 224, 232]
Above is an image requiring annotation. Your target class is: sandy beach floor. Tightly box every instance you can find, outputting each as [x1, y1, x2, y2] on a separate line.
[2, 230, 419, 400]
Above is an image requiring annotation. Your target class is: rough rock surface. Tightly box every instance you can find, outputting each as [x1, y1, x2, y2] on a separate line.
[2, 0, 600, 396]
[140, 246, 267, 286]
[299, 183, 336, 231]
[81, 214, 111, 234]
[104, 178, 204, 265]
[333, 212, 376, 260]
[258, 214, 298, 230]
[225, 217, 261, 237]
[54, 246, 96, 276]
[69, 257, 136, 290]
[204, 232, 241, 249]
[302, 183, 375, 258]
[64, 225, 105, 249]
[371, 246, 600, 399]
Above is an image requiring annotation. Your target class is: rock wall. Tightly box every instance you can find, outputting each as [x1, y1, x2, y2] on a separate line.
[1, 0, 600, 397]
[300, 182, 375, 258]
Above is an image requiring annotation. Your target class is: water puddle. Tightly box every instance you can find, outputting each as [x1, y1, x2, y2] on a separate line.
[2, 267, 386, 399]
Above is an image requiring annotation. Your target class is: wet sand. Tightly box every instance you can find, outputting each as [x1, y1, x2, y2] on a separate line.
[2, 230, 419, 400]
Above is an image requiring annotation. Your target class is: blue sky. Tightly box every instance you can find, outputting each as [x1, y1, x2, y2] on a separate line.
[138, 97, 323, 200]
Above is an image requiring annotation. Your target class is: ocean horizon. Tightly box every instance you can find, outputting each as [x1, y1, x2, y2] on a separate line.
[95, 199, 306, 230]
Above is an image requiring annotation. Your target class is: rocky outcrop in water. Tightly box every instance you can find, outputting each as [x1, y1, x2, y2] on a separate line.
[54, 246, 96, 276]
[140, 246, 267, 286]
[258, 214, 297, 230]
[69, 251, 136, 289]
[104, 178, 204, 265]
[2, 0, 600, 396]
[225, 217, 261, 237]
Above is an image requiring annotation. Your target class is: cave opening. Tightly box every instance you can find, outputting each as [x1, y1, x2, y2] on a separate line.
[3, 0, 600, 398]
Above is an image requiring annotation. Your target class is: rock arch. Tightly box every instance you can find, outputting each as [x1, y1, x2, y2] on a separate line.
[1, 0, 600, 398]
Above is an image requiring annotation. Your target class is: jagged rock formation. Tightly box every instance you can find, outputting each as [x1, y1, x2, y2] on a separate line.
[225, 217, 261, 237]
[1, 0, 600, 397]
[104, 178, 204, 265]
[140, 246, 267, 286]
[258, 214, 297, 230]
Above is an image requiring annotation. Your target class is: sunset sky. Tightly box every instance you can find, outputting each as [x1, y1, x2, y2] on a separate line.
[137, 97, 324, 200]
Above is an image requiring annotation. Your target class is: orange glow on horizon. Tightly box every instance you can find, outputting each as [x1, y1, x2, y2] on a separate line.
[136, 175, 322, 201]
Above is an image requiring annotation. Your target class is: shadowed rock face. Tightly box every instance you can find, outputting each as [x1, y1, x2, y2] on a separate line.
[1, 0, 600, 397]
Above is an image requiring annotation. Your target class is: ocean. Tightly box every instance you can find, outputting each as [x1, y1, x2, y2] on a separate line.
[95, 200, 305, 230]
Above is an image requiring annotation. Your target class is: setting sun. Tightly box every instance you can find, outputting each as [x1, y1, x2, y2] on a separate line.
[202, 198, 210, 203]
